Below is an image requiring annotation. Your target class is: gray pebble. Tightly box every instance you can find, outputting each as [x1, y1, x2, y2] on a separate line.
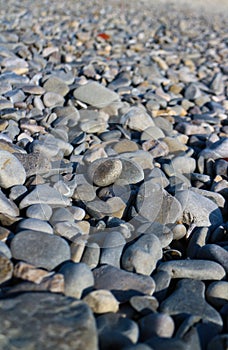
[0, 150, 26, 188]
[59, 261, 94, 298]
[81, 242, 100, 269]
[43, 91, 65, 108]
[121, 233, 162, 275]
[0, 189, 19, 217]
[206, 281, 228, 308]
[11, 230, 71, 271]
[197, 244, 228, 274]
[139, 312, 175, 340]
[16, 218, 53, 234]
[26, 204, 53, 221]
[88, 158, 123, 187]
[158, 259, 226, 280]
[119, 158, 144, 184]
[100, 231, 126, 268]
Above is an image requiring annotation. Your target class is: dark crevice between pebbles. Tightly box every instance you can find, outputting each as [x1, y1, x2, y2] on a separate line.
[0, 0, 227, 349]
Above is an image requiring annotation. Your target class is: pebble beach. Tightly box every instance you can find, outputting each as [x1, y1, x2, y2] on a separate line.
[0, 0, 227, 349]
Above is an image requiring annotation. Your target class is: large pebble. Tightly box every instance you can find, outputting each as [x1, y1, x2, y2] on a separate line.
[93, 265, 155, 302]
[11, 230, 71, 271]
[139, 312, 175, 340]
[121, 107, 154, 132]
[0, 189, 19, 217]
[197, 244, 228, 274]
[158, 259, 226, 280]
[73, 81, 120, 108]
[59, 262, 94, 298]
[206, 281, 228, 308]
[0, 252, 13, 284]
[0, 150, 26, 188]
[119, 158, 144, 184]
[88, 158, 122, 187]
[121, 233, 162, 275]
[160, 279, 223, 328]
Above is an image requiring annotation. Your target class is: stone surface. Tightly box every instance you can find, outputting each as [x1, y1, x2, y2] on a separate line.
[0, 292, 98, 350]
[88, 158, 122, 187]
[11, 230, 71, 271]
[139, 312, 175, 340]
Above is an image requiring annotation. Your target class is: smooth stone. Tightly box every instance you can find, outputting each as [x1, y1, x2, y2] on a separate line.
[197, 244, 228, 274]
[11, 230, 71, 271]
[136, 181, 182, 225]
[81, 243, 100, 269]
[119, 150, 154, 170]
[146, 337, 190, 350]
[121, 107, 154, 131]
[184, 83, 201, 100]
[139, 312, 175, 340]
[0, 189, 19, 217]
[163, 155, 196, 177]
[99, 231, 126, 268]
[119, 158, 144, 184]
[93, 265, 155, 302]
[50, 207, 75, 225]
[16, 218, 53, 234]
[43, 76, 70, 96]
[191, 187, 225, 210]
[160, 279, 223, 328]
[121, 233, 162, 275]
[9, 185, 27, 201]
[43, 92, 64, 107]
[83, 289, 119, 314]
[0, 241, 11, 259]
[19, 184, 71, 209]
[158, 259, 226, 280]
[59, 262, 94, 299]
[130, 295, 158, 314]
[98, 331, 132, 350]
[73, 81, 120, 108]
[54, 106, 80, 127]
[162, 136, 188, 153]
[26, 204, 53, 221]
[153, 270, 171, 302]
[0, 293, 98, 350]
[113, 140, 139, 154]
[0, 150, 26, 188]
[175, 189, 223, 229]
[206, 281, 228, 308]
[208, 335, 228, 350]
[54, 221, 82, 240]
[97, 313, 139, 344]
[0, 252, 13, 284]
[199, 137, 228, 161]
[172, 224, 187, 240]
[86, 197, 126, 219]
[88, 158, 122, 187]
[136, 222, 173, 248]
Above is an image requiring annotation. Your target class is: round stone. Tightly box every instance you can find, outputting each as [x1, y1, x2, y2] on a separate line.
[83, 289, 119, 314]
[88, 158, 122, 187]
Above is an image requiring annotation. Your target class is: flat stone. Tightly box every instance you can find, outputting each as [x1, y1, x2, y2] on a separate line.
[153, 270, 171, 302]
[160, 279, 223, 328]
[113, 140, 139, 154]
[139, 312, 175, 340]
[121, 233, 162, 275]
[43, 91, 65, 107]
[99, 231, 126, 268]
[0, 292, 98, 350]
[43, 76, 70, 96]
[141, 126, 165, 141]
[0, 150, 26, 188]
[14, 152, 51, 177]
[86, 197, 126, 219]
[16, 218, 53, 234]
[158, 259, 226, 280]
[59, 262, 94, 298]
[73, 81, 120, 108]
[163, 155, 196, 177]
[83, 289, 119, 314]
[81, 243, 100, 269]
[11, 230, 71, 271]
[0, 241, 11, 259]
[88, 158, 122, 187]
[13, 261, 53, 284]
[206, 281, 228, 308]
[93, 265, 155, 302]
[19, 184, 71, 209]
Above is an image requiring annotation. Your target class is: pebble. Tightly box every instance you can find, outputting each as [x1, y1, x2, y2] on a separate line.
[119, 158, 144, 184]
[121, 107, 155, 131]
[83, 289, 119, 314]
[197, 244, 228, 274]
[97, 313, 139, 344]
[0, 292, 98, 350]
[139, 312, 175, 340]
[59, 262, 94, 299]
[0, 252, 13, 284]
[81, 242, 100, 269]
[0, 188, 19, 218]
[73, 81, 120, 108]
[99, 231, 126, 268]
[10, 230, 71, 271]
[26, 204, 53, 221]
[130, 295, 159, 314]
[0, 150, 26, 188]
[88, 158, 123, 187]
[43, 91, 65, 107]
[206, 281, 228, 308]
[121, 233, 162, 275]
[19, 184, 71, 209]
[160, 279, 223, 328]
[93, 265, 155, 302]
[43, 76, 70, 96]
[16, 218, 53, 234]
[158, 259, 226, 280]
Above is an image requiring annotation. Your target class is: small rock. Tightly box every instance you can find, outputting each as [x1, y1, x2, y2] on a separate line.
[121, 107, 154, 132]
[83, 289, 119, 314]
[88, 158, 122, 187]
[0, 252, 13, 284]
[0, 150, 26, 188]
[139, 312, 175, 340]
[206, 281, 228, 308]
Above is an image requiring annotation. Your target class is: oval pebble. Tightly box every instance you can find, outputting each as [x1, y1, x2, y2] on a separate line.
[0, 150, 26, 188]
